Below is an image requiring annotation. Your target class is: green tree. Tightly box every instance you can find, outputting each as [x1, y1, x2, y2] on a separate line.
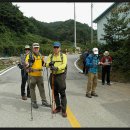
[102, 3, 130, 48]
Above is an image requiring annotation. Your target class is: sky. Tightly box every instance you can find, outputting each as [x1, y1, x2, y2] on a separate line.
[12, 2, 114, 30]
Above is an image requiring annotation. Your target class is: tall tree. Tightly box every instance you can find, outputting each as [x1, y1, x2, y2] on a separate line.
[102, 2, 130, 48]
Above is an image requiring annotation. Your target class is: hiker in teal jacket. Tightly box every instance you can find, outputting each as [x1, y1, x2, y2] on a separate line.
[86, 53, 99, 74]
[85, 48, 101, 98]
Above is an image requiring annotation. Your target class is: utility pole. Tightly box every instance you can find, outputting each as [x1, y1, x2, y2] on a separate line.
[74, 2, 77, 50]
[91, 2, 93, 44]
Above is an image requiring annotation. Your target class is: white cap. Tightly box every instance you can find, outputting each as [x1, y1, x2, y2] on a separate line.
[32, 43, 40, 48]
[92, 48, 98, 54]
[104, 51, 109, 56]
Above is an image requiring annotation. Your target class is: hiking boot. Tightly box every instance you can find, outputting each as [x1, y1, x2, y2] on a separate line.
[62, 112, 67, 118]
[22, 96, 27, 100]
[32, 101, 38, 109]
[86, 93, 92, 98]
[52, 107, 61, 114]
[91, 92, 98, 97]
[42, 100, 51, 107]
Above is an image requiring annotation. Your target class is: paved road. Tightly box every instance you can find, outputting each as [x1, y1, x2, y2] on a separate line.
[0, 54, 130, 127]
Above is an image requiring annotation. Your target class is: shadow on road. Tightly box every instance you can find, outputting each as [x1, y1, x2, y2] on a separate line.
[0, 92, 51, 113]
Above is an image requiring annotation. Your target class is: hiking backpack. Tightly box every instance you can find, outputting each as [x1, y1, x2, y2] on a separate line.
[50, 52, 67, 74]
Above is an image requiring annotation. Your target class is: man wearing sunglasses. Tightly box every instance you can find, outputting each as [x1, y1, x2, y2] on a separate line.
[18, 45, 31, 100]
[46, 42, 68, 118]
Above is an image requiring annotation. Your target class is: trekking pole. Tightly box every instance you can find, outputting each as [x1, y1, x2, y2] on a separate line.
[46, 68, 52, 109]
[28, 75, 33, 121]
[51, 69, 56, 118]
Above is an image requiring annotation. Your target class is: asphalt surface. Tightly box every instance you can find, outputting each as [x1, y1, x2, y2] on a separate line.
[0, 54, 130, 127]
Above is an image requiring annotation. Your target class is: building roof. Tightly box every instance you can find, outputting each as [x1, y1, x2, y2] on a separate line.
[93, 2, 118, 23]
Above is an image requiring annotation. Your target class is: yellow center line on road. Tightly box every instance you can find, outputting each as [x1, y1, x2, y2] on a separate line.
[66, 106, 81, 128]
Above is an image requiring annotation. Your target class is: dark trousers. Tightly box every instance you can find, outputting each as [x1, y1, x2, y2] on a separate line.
[21, 69, 30, 96]
[50, 73, 67, 113]
[83, 61, 88, 74]
[102, 66, 111, 84]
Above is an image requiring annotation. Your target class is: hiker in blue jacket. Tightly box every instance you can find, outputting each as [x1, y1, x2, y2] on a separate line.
[85, 47, 101, 98]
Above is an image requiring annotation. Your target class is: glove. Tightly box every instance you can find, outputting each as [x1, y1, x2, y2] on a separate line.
[17, 63, 23, 69]
[49, 61, 55, 67]
[26, 68, 33, 73]
[50, 66, 58, 71]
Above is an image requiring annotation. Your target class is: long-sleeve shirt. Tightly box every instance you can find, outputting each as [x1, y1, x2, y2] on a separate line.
[100, 56, 112, 66]
[46, 53, 67, 74]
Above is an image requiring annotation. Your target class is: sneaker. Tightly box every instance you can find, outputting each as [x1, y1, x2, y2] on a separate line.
[52, 107, 61, 114]
[107, 83, 111, 86]
[22, 96, 27, 100]
[62, 112, 67, 118]
[86, 93, 92, 98]
[42, 100, 51, 107]
[91, 92, 98, 97]
[102, 83, 105, 85]
[32, 101, 38, 109]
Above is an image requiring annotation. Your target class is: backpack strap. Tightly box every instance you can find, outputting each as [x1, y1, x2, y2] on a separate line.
[50, 52, 63, 62]
[50, 52, 67, 72]
[60, 52, 63, 62]
[50, 53, 53, 63]
[39, 52, 43, 60]
[28, 52, 35, 67]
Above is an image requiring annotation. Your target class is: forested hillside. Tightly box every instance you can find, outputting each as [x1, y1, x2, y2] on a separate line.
[0, 2, 97, 56]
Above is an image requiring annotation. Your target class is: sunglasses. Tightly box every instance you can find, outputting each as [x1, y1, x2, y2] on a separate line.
[25, 49, 30, 50]
[54, 46, 59, 49]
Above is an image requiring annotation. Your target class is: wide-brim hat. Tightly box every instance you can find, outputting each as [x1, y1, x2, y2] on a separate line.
[104, 51, 109, 56]
[25, 45, 30, 49]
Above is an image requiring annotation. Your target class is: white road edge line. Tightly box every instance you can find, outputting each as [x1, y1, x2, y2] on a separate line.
[74, 58, 83, 73]
[0, 66, 17, 76]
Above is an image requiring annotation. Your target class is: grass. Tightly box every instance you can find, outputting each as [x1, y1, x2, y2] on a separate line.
[0, 64, 10, 71]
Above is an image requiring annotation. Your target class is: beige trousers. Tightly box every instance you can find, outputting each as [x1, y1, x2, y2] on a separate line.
[86, 72, 98, 94]
[28, 76, 47, 102]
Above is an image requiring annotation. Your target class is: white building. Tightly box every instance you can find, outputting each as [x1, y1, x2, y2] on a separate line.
[93, 2, 130, 44]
